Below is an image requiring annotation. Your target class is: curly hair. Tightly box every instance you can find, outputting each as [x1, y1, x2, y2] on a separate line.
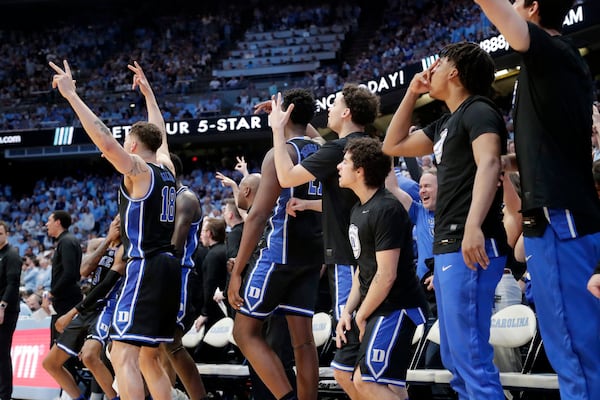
[440, 42, 496, 97]
[344, 137, 391, 188]
[282, 88, 316, 126]
[341, 83, 380, 127]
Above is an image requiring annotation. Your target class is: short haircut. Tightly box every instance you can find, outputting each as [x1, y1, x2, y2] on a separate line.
[440, 42, 496, 97]
[203, 217, 226, 243]
[525, 0, 574, 31]
[170, 152, 184, 178]
[282, 88, 315, 126]
[0, 220, 8, 233]
[344, 137, 391, 188]
[341, 83, 380, 127]
[223, 198, 242, 220]
[52, 210, 72, 229]
[129, 121, 163, 152]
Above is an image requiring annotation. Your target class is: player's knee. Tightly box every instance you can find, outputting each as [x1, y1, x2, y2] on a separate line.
[352, 372, 369, 395]
[80, 349, 98, 368]
[42, 354, 62, 374]
[138, 347, 161, 366]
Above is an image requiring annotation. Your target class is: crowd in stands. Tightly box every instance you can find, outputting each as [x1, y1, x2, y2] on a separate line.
[1, 0, 507, 131]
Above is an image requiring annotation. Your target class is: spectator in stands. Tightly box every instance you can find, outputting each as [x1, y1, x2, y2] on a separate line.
[0, 220, 22, 400]
[382, 42, 508, 399]
[36, 252, 52, 292]
[21, 254, 40, 293]
[25, 292, 42, 312]
[476, 1, 600, 399]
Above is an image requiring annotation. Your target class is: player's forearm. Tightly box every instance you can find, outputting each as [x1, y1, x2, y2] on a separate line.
[81, 239, 110, 277]
[356, 270, 395, 322]
[63, 93, 118, 153]
[232, 213, 268, 277]
[342, 271, 362, 316]
[145, 90, 166, 134]
[466, 156, 501, 229]
[272, 130, 297, 188]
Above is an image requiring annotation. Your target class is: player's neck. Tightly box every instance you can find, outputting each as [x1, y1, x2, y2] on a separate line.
[338, 123, 364, 138]
[355, 184, 379, 205]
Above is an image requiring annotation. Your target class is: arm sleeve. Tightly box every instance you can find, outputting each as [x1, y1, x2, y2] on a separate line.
[75, 269, 122, 314]
[374, 201, 409, 251]
[463, 101, 507, 145]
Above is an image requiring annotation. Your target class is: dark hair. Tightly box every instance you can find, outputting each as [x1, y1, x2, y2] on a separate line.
[341, 83, 380, 127]
[524, 0, 574, 31]
[129, 121, 163, 152]
[0, 220, 8, 233]
[593, 160, 600, 186]
[344, 137, 391, 188]
[282, 88, 315, 126]
[203, 217, 226, 243]
[170, 152, 184, 179]
[440, 42, 496, 97]
[52, 210, 72, 229]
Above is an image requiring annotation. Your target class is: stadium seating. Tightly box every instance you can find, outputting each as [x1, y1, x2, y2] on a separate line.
[406, 305, 559, 393]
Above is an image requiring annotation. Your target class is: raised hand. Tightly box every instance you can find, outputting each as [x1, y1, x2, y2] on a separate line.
[268, 92, 294, 134]
[234, 156, 249, 177]
[407, 58, 439, 95]
[216, 171, 238, 189]
[127, 61, 153, 98]
[49, 60, 77, 99]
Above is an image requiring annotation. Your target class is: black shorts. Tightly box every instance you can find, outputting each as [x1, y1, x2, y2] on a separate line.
[111, 253, 181, 347]
[238, 259, 320, 320]
[331, 308, 425, 387]
[56, 310, 99, 356]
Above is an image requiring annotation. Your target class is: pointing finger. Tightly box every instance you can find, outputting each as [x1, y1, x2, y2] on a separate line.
[49, 61, 64, 74]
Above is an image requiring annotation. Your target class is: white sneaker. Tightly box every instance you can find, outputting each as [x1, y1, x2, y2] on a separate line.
[170, 387, 190, 400]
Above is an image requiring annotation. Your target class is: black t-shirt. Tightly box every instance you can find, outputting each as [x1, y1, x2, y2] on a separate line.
[423, 96, 508, 254]
[225, 222, 244, 260]
[349, 188, 427, 314]
[513, 22, 600, 235]
[301, 132, 365, 264]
